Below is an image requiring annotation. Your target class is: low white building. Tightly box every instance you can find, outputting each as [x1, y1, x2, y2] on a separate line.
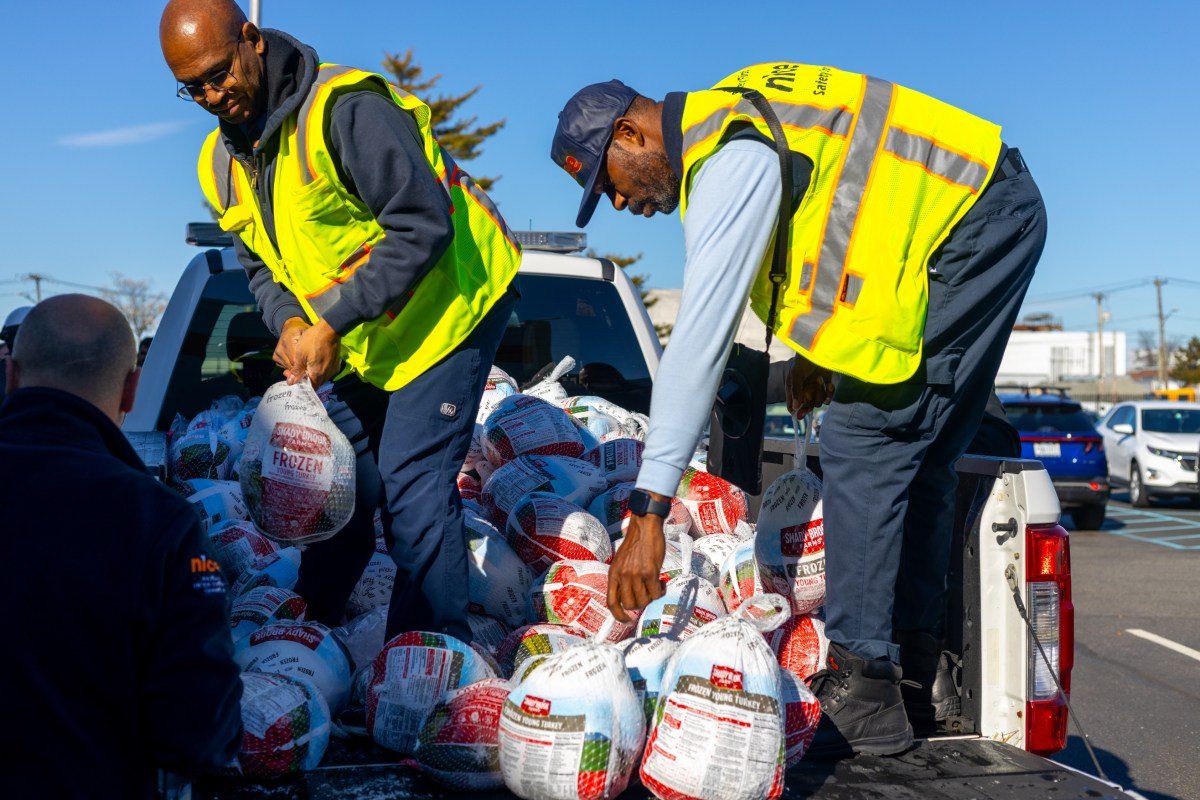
[996, 330, 1127, 385]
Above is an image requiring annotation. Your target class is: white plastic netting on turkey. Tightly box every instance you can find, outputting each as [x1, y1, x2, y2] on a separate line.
[206, 519, 278, 584]
[231, 546, 302, 597]
[465, 509, 535, 629]
[239, 381, 356, 546]
[229, 585, 308, 643]
[468, 612, 510, 654]
[413, 677, 512, 791]
[180, 479, 248, 532]
[755, 415, 826, 615]
[531, 560, 636, 643]
[690, 533, 739, 587]
[366, 631, 496, 755]
[495, 623, 591, 681]
[506, 492, 612, 573]
[564, 397, 650, 442]
[521, 356, 576, 406]
[499, 625, 646, 800]
[235, 620, 355, 715]
[640, 594, 790, 800]
[482, 392, 587, 467]
[170, 426, 234, 483]
[484, 455, 608, 528]
[332, 605, 389, 675]
[223, 671, 331, 778]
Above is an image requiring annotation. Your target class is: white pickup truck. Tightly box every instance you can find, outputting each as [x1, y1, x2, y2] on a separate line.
[126, 225, 1140, 800]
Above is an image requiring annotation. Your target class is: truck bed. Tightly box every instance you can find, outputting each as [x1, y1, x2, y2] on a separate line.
[192, 735, 1140, 799]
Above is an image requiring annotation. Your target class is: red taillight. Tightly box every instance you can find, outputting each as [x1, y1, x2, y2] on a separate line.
[1025, 523, 1073, 755]
[1082, 438, 1103, 454]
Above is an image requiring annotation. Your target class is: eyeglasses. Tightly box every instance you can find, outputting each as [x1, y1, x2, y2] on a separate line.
[176, 40, 241, 101]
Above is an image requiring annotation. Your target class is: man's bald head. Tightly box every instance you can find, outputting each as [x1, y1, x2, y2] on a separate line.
[160, 0, 267, 126]
[160, 0, 245, 54]
[9, 296, 139, 422]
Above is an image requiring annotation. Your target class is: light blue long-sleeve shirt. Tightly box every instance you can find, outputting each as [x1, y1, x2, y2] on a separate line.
[636, 139, 782, 496]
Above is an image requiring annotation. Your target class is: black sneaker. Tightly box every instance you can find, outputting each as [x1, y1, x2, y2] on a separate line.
[897, 630, 962, 734]
[805, 642, 915, 758]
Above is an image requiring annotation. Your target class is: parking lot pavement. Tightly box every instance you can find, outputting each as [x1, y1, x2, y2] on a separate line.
[1067, 492, 1200, 549]
[1056, 493, 1200, 800]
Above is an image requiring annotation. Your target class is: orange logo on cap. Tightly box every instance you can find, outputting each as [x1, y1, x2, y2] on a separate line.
[564, 155, 583, 175]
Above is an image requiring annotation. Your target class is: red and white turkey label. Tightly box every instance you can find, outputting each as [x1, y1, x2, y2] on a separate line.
[780, 520, 824, 558]
[263, 422, 334, 491]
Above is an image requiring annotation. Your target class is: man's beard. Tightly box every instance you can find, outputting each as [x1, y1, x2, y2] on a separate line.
[610, 145, 680, 216]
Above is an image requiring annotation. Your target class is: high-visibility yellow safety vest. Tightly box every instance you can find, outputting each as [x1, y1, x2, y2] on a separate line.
[680, 63, 1003, 383]
[198, 64, 521, 391]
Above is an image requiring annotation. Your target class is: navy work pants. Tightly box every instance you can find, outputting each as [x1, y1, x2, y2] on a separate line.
[819, 149, 1047, 662]
[296, 286, 518, 644]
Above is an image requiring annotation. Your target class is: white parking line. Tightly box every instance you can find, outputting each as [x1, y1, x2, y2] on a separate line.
[1125, 629, 1200, 663]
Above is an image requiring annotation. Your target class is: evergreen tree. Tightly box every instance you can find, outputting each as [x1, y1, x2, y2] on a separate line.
[382, 50, 505, 190]
[1169, 337, 1200, 385]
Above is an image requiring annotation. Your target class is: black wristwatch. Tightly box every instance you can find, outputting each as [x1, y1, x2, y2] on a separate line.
[627, 488, 672, 518]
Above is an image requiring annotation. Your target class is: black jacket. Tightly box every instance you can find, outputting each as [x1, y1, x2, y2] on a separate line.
[218, 30, 454, 338]
[0, 389, 243, 799]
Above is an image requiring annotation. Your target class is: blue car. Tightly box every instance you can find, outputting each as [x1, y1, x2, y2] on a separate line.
[998, 390, 1110, 529]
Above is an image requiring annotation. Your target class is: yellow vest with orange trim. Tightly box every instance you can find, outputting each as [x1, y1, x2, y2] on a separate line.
[680, 63, 1003, 383]
[198, 64, 521, 391]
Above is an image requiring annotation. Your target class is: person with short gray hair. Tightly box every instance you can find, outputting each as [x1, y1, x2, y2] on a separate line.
[1, 294, 243, 799]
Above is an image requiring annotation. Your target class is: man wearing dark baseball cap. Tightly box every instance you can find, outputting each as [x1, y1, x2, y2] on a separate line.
[550, 64, 1046, 759]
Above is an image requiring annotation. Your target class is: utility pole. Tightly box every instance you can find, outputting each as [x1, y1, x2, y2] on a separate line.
[250, 0, 261, 26]
[1155, 277, 1168, 388]
[1094, 292, 1105, 403]
[24, 273, 44, 302]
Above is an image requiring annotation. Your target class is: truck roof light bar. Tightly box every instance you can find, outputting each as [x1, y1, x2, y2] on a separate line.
[513, 231, 587, 253]
[186, 222, 234, 247]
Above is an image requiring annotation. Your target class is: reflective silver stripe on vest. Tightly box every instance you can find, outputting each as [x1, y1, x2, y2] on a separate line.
[683, 100, 855, 156]
[210, 140, 235, 211]
[884, 128, 988, 192]
[790, 76, 894, 349]
[295, 64, 358, 184]
[443, 150, 519, 252]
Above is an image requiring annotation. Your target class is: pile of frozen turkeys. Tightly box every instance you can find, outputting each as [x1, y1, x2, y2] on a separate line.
[170, 357, 828, 799]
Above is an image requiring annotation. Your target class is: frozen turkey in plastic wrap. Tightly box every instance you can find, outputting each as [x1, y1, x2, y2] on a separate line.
[717, 538, 763, 614]
[413, 677, 512, 791]
[495, 622, 591, 681]
[482, 393, 587, 467]
[483, 455, 608, 528]
[170, 427, 233, 483]
[180, 479, 248, 532]
[564, 396, 650, 441]
[346, 531, 395, 619]
[636, 575, 726, 641]
[755, 417, 826, 614]
[690, 533, 739, 586]
[367, 631, 496, 755]
[458, 471, 484, 505]
[621, 634, 680, 727]
[235, 620, 355, 715]
[206, 518, 278, 584]
[220, 671, 330, 778]
[640, 594, 790, 800]
[531, 560, 636, 643]
[332, 605, 389, 676]
[229, 585, 307, 644]
[766, 611, 829, 682]
[465, 509, 536, 629]
[464, 366, 520, 471]
[779, 666, 821, 767]
[505, 492, 612, 573]
[499, 627, 646, 800]
[468, 612, 510, 655]
[583, 441, 648, 484]
[231, 546, 302, 597]
[521, 356, 576, 406]
[239, 381, 356, 546]
[675, 466, 751, 536]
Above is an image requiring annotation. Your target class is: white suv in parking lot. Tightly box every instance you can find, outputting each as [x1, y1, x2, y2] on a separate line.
[1098, 401, 1200, 506]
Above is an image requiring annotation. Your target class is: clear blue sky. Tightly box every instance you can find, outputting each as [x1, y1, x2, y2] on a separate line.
[3, 0, 1198, 357]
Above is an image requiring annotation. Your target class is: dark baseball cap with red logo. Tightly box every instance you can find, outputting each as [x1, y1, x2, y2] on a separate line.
[550, 79, 640, 227]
